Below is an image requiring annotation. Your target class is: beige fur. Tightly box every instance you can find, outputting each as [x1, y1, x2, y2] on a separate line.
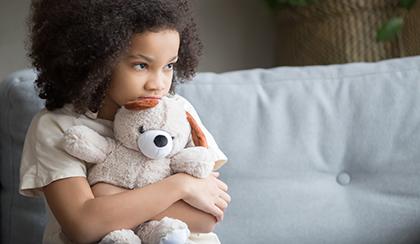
[62, 96, 217, 244]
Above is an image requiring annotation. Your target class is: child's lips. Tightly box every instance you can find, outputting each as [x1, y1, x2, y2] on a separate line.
[138, 96, 161, 100]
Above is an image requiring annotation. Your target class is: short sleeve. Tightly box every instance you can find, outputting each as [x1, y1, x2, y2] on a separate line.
[19, 109, 87, 197]
[174, 94, 228, 170]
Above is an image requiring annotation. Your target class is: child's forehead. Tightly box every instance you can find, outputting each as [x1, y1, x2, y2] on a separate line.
[129, 30, 180, 49]
[121, 30, 180, 61]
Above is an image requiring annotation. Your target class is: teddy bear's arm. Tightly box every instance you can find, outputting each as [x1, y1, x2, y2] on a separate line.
[62, 125, 116, 163]
[170, 147, 216, 178]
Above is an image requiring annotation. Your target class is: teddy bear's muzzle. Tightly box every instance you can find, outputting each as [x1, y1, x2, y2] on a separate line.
[137, 129, 174, 159]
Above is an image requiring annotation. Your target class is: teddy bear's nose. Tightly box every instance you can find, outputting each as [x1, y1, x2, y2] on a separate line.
[154, 135, 168, 147]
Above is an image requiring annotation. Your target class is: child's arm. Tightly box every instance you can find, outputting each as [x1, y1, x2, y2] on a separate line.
[42, 172, 229, 243]
[151, 199, 222, 233]
[92, 178, 228, 233]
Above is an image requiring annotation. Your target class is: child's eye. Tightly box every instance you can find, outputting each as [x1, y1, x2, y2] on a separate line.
[165, 63, 175, 70]
[134, 63, 147, 71]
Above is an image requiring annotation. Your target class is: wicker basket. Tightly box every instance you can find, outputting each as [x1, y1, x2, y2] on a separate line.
[276, 0, 420, 66]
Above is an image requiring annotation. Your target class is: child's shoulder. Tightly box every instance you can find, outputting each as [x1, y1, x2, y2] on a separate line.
[171, 93, 188, 103]
[30, 105, 78, 134]
[171, 94, 195, 111]
[29, 104, 112, 139]
[20, 105, 90, 197]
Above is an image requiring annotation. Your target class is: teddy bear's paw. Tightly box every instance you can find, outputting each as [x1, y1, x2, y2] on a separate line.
[171, 160, 214, 179]
[171, 147, 215, 178]
[159, 228, 190, 244]
[158, 217, 190, 244]
[62, 125, 110, 163]
[99, 229, 141, 244]
[137, 217, 190, 244]
[190, 161, 214, 178]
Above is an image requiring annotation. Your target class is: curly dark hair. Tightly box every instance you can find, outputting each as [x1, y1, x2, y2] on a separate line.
[28, 0, 202, 113]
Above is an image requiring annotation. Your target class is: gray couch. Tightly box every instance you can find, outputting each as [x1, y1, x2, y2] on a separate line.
[2, 56, 420, 244]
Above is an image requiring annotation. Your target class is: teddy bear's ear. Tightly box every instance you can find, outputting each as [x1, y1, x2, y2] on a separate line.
[124, 98, 160, 110]
[186, 111, 208, 148]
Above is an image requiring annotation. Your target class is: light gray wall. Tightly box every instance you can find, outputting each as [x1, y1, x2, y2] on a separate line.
[0, 0, 31, 81]
[0, 0, 276, 80]
[192, 0, 277, 72]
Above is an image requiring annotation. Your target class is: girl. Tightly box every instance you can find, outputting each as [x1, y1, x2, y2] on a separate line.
[19, 0, 230, 243]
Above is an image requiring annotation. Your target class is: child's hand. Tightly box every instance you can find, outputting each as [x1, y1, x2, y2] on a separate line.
[180, 172, 231, 222]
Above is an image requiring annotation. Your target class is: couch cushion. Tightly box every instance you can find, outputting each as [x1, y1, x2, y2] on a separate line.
[177, 56, 420, 244]
[0, 70, 46, 244]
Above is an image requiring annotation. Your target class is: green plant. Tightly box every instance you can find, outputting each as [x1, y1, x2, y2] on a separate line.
[264, 0, 418, 42]
[376, 0, 417, 41]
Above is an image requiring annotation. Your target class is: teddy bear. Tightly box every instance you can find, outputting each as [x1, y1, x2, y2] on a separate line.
[61, 96, 221, 244]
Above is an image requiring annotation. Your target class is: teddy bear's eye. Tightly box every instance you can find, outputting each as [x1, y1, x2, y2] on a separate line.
[138, 126, 145, 134]
[171, 136, 175, 139]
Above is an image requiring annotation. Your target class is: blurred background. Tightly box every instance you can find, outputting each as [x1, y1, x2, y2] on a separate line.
[0, 0, 277, 81]
[1, 0, 419, 81]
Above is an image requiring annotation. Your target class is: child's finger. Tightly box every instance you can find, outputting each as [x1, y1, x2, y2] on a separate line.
[216, 178, 228, 191]
[215, 197, 229, 210]
[211, 205, 224, 222]
[212, 171, 220, 177]
[219, 191, 231, 204]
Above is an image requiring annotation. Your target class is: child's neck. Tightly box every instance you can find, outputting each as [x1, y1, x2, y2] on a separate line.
[97, 96, 120, 121]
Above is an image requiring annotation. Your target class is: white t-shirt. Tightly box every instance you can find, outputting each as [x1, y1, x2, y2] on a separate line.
[19, 94, 227, 244]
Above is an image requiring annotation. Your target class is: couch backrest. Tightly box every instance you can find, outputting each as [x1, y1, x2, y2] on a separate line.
[1, 56, 420, 244]
[177, 56, 420, 243]
[0, 70, 46, 244]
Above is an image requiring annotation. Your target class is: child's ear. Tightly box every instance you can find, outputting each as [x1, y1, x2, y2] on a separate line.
[186, 111, 208, 148]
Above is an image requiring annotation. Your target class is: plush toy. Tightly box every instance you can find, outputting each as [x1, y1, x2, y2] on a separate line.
[61, 96, 220, 244]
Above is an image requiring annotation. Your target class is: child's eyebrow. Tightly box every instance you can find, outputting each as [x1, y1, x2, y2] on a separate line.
[128, 54, 178, 62]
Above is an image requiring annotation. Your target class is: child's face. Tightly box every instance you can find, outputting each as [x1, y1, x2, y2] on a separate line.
[108, 29, 180, 106]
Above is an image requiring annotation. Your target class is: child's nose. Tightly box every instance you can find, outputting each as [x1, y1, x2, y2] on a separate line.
[145, 73, 166, 91]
